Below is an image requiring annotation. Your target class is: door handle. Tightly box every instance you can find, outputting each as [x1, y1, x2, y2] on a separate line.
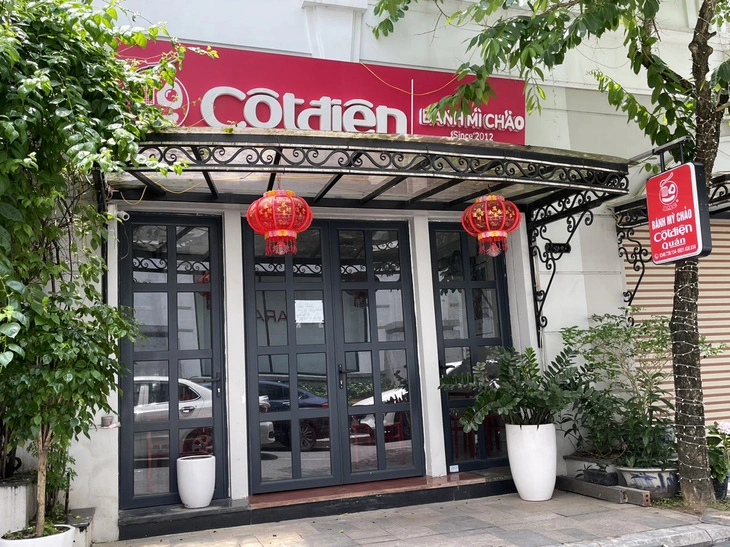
[338, 364, 345, 390]
[181, 406, 195, 414]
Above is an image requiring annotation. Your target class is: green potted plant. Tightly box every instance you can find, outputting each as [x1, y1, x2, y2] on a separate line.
[440, 346, 580, 501]
[561, 310, 724, 499]
[707, 422, 730, 502]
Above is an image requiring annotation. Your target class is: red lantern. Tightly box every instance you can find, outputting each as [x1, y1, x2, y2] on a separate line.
[461, 194, 521, 257]
[246, 189, 313, 255]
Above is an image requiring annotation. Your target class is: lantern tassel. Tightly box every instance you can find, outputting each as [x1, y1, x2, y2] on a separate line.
[266, 236, 298, 256]
[480, 239, 508, 257]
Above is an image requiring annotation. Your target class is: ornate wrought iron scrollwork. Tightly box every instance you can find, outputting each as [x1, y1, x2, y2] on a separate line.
[130, 139, 630, 193]
[527, 196, 597, 345]
[617, 226, 651, 306]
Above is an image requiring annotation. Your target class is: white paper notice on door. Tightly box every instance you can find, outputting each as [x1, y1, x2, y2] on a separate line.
[295, 300, 324, 324]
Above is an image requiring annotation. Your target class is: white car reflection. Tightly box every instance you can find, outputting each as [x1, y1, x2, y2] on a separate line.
[353, 388, 411, 442]
[133, 377, 275, 450]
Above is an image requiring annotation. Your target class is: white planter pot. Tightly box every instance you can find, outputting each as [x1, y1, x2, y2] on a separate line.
[177, 455, 215, 509]
[506, 423, 556, 502]
[0, 525, 74, 547]
[563, 454, 618, 478]
[615, 466, 679, 499]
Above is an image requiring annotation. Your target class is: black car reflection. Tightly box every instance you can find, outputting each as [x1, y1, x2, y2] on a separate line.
[258, 380, 329, 451]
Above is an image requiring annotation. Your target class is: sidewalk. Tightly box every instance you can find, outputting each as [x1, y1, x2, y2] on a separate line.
[97, 491, 730, 547]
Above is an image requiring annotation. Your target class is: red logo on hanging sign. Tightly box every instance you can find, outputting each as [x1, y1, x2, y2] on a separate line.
[119, 42, 526, 144]
[646, 163, 712, 265]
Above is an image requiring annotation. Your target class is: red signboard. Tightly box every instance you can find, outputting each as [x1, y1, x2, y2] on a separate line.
[120, 42, 525, 144]
[646, 163, 712, 264]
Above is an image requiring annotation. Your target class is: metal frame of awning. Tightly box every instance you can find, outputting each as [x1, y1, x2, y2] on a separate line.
[114, 128, 631, 344]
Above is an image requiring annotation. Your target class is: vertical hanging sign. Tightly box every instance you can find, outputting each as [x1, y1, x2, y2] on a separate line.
[646, 162, 712, 265]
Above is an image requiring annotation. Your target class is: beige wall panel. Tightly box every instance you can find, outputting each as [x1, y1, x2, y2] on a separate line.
[623, 221, 730, 422]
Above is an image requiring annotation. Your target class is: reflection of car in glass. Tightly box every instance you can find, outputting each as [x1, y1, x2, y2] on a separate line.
[133, 377, 274, 458]
[258, 380, 329, 451]
[259, 395, 275, 446]
[354, 388, 411, 442]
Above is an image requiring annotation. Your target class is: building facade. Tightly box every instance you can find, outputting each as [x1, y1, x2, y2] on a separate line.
[63, 0, 730, 540]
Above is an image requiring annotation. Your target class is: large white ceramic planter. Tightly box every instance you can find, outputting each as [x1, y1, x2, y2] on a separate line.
[0, 525, 74, 547]
[177, 454, 215, 509]
[506, 423, 557, 501]
[615, 466, 679, 499]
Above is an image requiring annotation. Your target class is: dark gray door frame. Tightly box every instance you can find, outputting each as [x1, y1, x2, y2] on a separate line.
[119, 214, 227, 509]
[429, 223, 512, 472]
[245, 220, 425, 494]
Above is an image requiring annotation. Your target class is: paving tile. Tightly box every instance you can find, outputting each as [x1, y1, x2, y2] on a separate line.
[556, 527, 599, 541]
[301, 532, 358, 547]
[488, 527, 561, 547]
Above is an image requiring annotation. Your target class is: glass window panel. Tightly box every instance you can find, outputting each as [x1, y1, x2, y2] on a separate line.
[473, 289, 500, 338]
[177, 293, 212, 350]
[254, 234, 285, 283]
[133, 431, 169, 495]
[179, 359, 213, 382]
[484, 414, 507, 459]
[134, 293, 168, 351]
[469, 237, 496, 281]
[258, 355, 290, 412]
[301, 417, 331, 478]
[133, 226, 167, 284]
[445, 347, 473, 401]
[297, 353, 328, 402]
[376, 289, 404, 342]
[439, 289, 468, 340]
[475, 346, 501, 381]
[176, 227, 210, 283]
[345, 351, 373, 407]
[339, 230, 366, 283]
[256, 291, 288, 346]
[385, 411, 413, 469]
[434, 232, 463, 282]
[299, 418, 328, 455]
[179, 427, 214, 456]
[380, 349, 408, 404]
[262, 419, 293, 482]
[342, 290, 370, 343]
[450, 407, 479, 464]
[443, 347, 470, 377]
[372, 230, 400, 282]
[294, 291, 325, 345]
[258, 355, 289, 376]
[293, 229, 322, 283]
[350, 413, 377, 472]
[133, 366, 169, 423]
[177, 375, 213, 421]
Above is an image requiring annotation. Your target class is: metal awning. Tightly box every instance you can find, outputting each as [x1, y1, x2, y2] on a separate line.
[111, 127, 632, 346]
[112, 128, 630, 223]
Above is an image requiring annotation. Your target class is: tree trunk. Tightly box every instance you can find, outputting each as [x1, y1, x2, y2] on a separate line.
[35, 430, 47, 538]
[671, 257, 713, 507]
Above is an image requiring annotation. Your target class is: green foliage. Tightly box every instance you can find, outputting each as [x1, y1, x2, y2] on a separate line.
[561, 310, 724, 469]
[440, 346, 580, 429]
[707, 422, 730, 482]
[0, 0, 206, 536]
[371, 0, 730, 165]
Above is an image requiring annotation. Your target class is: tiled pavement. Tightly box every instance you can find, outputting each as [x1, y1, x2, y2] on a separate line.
[97, 490, 730, 546]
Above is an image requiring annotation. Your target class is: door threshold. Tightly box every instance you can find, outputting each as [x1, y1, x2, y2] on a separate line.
[118, 469, 514, 540]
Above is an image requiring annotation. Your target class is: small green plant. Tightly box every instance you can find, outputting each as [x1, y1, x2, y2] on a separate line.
[707, 422, 730, 483]
[440, 346, 580, 429]
[560, 310, 725, 469]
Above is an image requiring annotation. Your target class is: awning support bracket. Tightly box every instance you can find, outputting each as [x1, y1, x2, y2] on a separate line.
[526, 189, 621, 346]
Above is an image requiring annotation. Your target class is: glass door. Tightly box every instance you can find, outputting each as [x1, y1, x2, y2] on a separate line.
[245, 221, 424, 494]
[119, 215, 226, 509]
[429, 224, 512, 472]
[333, 225, 423, 483]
